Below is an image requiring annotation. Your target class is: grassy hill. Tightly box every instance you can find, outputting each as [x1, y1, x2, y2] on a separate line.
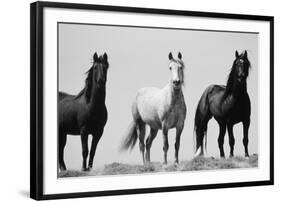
[59, 154, 258, 178]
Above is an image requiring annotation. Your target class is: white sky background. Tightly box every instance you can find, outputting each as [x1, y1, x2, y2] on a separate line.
[59, 23, 258, 170]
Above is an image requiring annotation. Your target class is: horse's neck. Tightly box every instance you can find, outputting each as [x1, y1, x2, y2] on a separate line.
[223, 81, 247, 106]
[165, 83, 183, 107]
[87, 84, 106, 110]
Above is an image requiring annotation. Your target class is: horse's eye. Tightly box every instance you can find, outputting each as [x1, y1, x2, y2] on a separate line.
[169, 67, 171, 70]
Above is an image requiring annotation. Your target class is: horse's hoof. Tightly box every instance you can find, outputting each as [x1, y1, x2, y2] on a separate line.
[229, 155, 234, 158]
[59, 166, 67, 171]
[145, 161, 151, 166]
[81, 167, 89, 172]
[195, 147, 203, 157]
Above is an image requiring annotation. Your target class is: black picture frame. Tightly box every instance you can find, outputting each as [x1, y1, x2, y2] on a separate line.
[30, 1, 274, 200]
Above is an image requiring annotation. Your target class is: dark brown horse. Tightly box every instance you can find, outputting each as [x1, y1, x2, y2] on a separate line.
[194, 50, 251, 158]
[58, 52, 109, 171]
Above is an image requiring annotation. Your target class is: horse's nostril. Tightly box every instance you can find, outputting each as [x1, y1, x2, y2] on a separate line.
[173, 80, 180, 85]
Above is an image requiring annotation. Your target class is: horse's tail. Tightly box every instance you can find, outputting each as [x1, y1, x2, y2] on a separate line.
[120, 121, 138, 151]
[194, 86, 212, 157]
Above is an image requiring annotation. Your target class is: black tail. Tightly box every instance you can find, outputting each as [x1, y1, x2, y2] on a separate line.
[120, 121, 138, 151]
[194, 86, 212, 156]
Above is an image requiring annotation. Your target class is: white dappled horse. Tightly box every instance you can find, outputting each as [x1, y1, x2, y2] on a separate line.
[121, 52, 187, 165]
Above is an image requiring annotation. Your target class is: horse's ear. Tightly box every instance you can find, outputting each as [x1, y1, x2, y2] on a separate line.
[93, 52, 98, 62]
[178, 52, 182, 59]
[168, 52, 173, 60]
[103, 53, 108, 62]
[235, 50, 239, 58]
[243, 50, 248, 58]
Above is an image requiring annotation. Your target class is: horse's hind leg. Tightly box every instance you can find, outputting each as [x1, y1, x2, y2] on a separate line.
[174, 126, 183, 164]
[88, 128, 104, 170]
[195, 115, 211, 157]
[227, 123, 235, 157]
[195, 127, 204, 156]
[59, 132, 67, 171]
[243, 119, 250, 157]
[145, 128, 158, 163]
[137, 121, 146, 165]
[218, 123, 226, 158]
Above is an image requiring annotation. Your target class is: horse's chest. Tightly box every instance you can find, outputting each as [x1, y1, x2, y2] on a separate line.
[221, 99, 249, 125]
[164, 109, 178, 127]
[228, 104, 249, 121]
[79, 107, 107, 129]
[161, 103, 184, 129]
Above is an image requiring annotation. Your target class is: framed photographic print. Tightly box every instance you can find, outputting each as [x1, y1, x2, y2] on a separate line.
[30, 1, 274, 200]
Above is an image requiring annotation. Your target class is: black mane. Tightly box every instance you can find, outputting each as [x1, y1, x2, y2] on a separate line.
[224, 55, 251, 98]
[75, 66, 95, 102]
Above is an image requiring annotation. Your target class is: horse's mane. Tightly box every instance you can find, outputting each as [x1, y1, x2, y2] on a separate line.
[75, 67, 94, 102]
[224, 55, 251, 98]
[180, 60, 185, 86]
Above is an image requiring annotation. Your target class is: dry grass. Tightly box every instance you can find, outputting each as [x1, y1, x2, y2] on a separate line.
[58, 154, 258, 178]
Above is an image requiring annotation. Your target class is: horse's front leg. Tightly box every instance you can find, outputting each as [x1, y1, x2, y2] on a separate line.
[227, 123, 235, 157]
[162, 127, 169, 164]
[243, 119, 250, 157]
[80, 128, 89, 171]
[174, 126, 183, 164]
[88, 128, 104, 170]
[217, 123, 226, 158]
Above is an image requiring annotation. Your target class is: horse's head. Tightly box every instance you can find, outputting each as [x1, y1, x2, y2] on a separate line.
[233, 50, 250, 84]
[92, 52, 109, 87]
[168, 52, 184, 90]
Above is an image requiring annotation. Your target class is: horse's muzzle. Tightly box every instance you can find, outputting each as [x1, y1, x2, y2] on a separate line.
[173, 80, 181, 86]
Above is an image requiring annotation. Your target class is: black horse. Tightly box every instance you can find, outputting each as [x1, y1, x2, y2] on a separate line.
[194, 50, 251, 158]
[58, 52, 109, 171]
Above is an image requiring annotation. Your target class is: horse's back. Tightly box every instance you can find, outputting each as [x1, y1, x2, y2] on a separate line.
[59, 91, 75, 101]
[206, 85, 225, 96]
[133, 87, 163, 129]
[58, 91, 81, 134]
[134, 85, 186, 130]
[203, 85, 225, 104]
[135, 87, 162, 105]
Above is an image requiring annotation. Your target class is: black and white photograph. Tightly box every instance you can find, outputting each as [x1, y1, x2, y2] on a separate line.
[58, 23, 259, 177]
[29, 1, 274, 200]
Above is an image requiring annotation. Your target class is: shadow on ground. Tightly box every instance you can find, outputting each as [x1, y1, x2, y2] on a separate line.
[59, 154, 258, 178]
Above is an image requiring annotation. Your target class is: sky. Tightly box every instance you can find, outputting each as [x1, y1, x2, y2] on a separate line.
[58, 23, 259, 170]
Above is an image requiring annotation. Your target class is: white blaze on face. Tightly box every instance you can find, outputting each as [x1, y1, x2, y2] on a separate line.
[169, 60, 184, 84]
